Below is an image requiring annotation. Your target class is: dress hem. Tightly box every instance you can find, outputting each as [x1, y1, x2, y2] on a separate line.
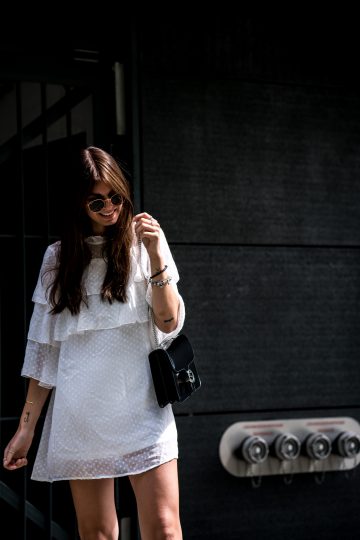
[31, 456, 178, 483]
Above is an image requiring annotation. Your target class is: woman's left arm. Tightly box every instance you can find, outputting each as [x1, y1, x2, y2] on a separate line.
[133, 213, 180, 333]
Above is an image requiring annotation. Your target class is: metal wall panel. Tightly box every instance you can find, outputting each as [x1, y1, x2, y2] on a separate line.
[139, 13, 360, 540]
[142, 79, 360, 246]
[171, 245, 360, 414]
[177, 409, 360, 540]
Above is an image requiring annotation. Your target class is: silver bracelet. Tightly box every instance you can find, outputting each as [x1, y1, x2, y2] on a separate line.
[149, 276, 173, 287]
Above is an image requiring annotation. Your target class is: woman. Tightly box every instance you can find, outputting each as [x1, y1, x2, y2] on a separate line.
[3, 146, 184, 539]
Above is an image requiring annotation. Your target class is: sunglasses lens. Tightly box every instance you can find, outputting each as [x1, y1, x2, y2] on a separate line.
[111, 194, 123, 205]
[88, 194, 122, 212]
[88, 199, 105, 212]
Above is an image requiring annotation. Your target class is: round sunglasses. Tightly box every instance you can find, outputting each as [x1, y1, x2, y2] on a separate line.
[87, 193, 123, 213]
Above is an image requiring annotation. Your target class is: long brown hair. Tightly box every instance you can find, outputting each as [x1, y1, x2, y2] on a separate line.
[47, 146, 134, 315]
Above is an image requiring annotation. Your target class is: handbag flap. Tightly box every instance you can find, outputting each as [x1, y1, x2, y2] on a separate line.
[148, 333, 200, 407]
[164, 334, 194, 372]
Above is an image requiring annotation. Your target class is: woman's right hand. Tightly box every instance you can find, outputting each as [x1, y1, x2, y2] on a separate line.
[3, 429, 34, 470]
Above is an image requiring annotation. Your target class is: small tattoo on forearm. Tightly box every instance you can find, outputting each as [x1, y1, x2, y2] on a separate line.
[24, 412, 30, 423]
[164, 317, 174, 323]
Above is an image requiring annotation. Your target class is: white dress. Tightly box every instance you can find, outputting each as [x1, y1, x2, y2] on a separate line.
[21, 230, 185, 482]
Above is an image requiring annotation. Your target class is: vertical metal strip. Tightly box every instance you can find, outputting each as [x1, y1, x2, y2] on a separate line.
[41, 83, 50, 245]
[16, 79, 27, 540]
[40, 82, 53, 540]
[15, 84, 27, 369]
[130, 16, 143, 215]
[129, 19, 143, 539]
[65, 86, 72, 139]
[114, 62, 126, 136]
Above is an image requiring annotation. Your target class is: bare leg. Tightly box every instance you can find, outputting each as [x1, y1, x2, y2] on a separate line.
[129, 459, 182, 540]
[69, 478, 119, 540]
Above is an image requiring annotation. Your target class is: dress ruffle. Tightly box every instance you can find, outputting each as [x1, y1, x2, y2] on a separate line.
[21, 340, 60, 388]
[28, 279, 150, 344]
[29, 230, 182, 344]
[22, 230, 185, 387]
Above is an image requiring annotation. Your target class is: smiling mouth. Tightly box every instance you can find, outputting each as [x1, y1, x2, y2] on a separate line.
[100, 210, 116, 217]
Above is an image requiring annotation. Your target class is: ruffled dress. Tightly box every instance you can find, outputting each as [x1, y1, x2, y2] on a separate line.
[21, 230, 185, 482]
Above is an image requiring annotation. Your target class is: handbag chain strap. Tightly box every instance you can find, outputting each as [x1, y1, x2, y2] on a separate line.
[150, 308, 160, 348]
[138, 238, 197, 389]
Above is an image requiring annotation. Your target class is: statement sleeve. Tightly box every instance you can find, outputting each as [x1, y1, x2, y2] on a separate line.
[139, 229, 186, 346]
[21, 340, 60, 389]
[21, 243, 61, 388]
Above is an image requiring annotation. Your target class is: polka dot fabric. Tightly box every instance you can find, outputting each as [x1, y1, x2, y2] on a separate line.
[21, 232, 184, 482]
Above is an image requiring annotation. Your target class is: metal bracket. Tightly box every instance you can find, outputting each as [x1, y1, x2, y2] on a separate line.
[219, 417, 360, 477]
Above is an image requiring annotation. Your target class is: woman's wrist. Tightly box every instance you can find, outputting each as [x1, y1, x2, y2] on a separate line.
[149, 276, 172, 288]
[20, 399, 41, 431]
[149, 254, 166, 274]
[18, 422, 35, 438]
[150, 265, 168, 280]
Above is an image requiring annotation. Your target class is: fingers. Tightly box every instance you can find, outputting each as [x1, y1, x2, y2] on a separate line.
[133, 213, 161, 239]
[3, 446, 27, 470]
[133, 213, 160, 227]
[3, 447, 15, 462]
[133, 212, 154, 222]
[3, 456, 28, 470]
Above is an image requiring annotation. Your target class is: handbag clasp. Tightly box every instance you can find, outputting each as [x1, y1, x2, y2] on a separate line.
[186, 369, 195, 383]
[177, 369, 195, 384]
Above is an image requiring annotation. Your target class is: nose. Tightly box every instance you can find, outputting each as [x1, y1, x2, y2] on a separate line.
[98, 198, 115, 214]
[104, 197, 114, 208]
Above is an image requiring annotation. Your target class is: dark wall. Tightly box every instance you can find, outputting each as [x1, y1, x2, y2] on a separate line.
[1, 13, 359, 539]
[139, 14, 360, 539]
[0, 40, 135, 538]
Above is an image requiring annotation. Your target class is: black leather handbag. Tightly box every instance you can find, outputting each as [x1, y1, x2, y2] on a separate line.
[138, 237, 201, 407]
[149, 333, 201, 408]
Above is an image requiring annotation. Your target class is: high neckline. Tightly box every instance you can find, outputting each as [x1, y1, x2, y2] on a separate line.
[85, 235, 107, 245]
